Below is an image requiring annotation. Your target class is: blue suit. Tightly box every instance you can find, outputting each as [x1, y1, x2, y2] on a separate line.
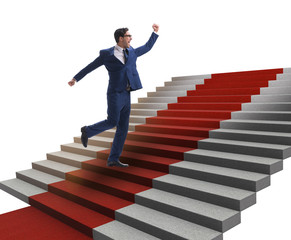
[73, 32, 158, 162]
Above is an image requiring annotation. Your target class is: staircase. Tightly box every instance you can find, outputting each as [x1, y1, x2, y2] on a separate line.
[1, 68, 291, 240]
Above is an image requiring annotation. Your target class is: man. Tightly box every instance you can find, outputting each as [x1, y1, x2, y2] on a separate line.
[68, 24, 159, 167]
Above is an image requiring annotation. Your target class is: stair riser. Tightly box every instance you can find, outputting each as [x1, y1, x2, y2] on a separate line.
[129, 116, 147, 123]
[16, 172, 49, 191]
[172, 75, 210, 81]
[138, 97, 177, 103]
[184, 152, 283, 175]
[131, 109, 158, 116]
[156, 86, 196, 91]
[169, 165, 270, 192]
[165, 79, 204, 86]
[269, 80, 291, 87]
[135, 125, 210, 138]
[131, 103, 167, 109]
[152, 179, 256, 211]
[251, 94, 291, 102]
[261, 87, 291, 95]
[61, 145, 97, 158]
[135, 195, 241, 232]
[198, 141, 286, 159]
[209, 131, 291, 145]
[74, 137, 112, 148]
[147, 91, 187, 97]
[46, 153, 83, 168]
[220, 121, 291, 133]
[231, 112, 291, 121]
[242, 103, 291, 111]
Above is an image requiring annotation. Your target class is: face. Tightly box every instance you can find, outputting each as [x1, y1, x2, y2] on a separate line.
[119, 31, 132, 48]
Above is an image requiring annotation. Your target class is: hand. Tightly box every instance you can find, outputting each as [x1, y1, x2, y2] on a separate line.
[68, 78, 76, 86]
[152, 24, 159, 33]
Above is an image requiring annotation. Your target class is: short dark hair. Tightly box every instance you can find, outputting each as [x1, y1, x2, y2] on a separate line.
[114, 28, 129, 43]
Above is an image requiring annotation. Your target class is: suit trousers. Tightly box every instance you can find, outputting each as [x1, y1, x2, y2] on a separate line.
[85, 90, 131, 162]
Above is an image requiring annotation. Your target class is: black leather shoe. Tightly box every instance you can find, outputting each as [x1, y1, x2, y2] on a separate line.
[107, 160, 129, 167]
[81, 126, 88, 148]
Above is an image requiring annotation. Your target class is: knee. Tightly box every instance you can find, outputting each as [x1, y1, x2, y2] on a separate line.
[106, 117, 118, 128]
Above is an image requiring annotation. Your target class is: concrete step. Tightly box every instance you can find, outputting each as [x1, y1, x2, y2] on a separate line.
[231, 111, 291, 121]
[147, 90, 187, 97]
[251, 94, 291, 102]
[61, 142, 107, 158]
[116, 204, 222, 240]
[129, 115, 148, 123]
[93, 221, 160, 240]
[277, 73, 291, 80]
[172, 75, 211, 81]
[131, 103, 167, 109]
[138, 97, 177, 103]
[156, 85, 196, 92]
[153, 174, 256, 211]
[75, 135, 113, 148]
[16, 169, 63, 190]
[135, 188, 240, 232]
[130, 109, 158, 116]
[260, 86, 291, 95]
[242, 102, 291, 111]
[164, 78, 204, 86]
[184, 149, 282, 174]
[32, 160, 80, 178]
[129, 122, 141, 131]
[47, 151, 95, 168]
[0, 178, 46, 203]
[170, 161, 269, 192]
[209, 128, 291, 145]
[198, 138, 291, 159]
[269, 79, 291, 87]
[220, 119, 291, 133]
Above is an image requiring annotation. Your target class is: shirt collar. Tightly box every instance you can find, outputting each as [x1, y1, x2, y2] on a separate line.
[115, 44, 124, 52]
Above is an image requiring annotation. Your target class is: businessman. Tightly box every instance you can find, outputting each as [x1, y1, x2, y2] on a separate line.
[68, 24, 159, 167]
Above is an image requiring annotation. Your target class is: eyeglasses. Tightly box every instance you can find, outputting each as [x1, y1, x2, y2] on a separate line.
[123, 35, 132, 38]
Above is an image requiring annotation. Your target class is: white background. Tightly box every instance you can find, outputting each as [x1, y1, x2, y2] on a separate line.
[0, 0, 291, 239]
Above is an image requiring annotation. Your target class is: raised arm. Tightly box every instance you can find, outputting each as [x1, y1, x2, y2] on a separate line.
[134, 24, 159, 57]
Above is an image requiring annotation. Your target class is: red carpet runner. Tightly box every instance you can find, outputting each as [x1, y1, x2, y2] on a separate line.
[0, 68, 283, 238]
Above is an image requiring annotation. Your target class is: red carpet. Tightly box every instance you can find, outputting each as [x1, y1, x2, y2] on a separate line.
[0, 68, 284, 238]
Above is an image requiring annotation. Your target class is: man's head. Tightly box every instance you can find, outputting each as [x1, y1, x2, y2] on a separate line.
[114, 27, 132, 49]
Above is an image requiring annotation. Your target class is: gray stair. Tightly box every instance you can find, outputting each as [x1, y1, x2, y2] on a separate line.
[130, 109, 158, 116]
[153, 174, 256, 211]
[32, 160, 79, 178]
[156, 85, 196, 92]
[47, 151, 94, 168]
[164, 78, 204, 86]
[242, 102, 291, 111]
[131, 103, 167, 109]
[116, 204, 223, 240]
[169, 161, 270, 192]
[172, 74, 211, 81]
[135, 188, 240, 232]
[260, 86, 291, 95]
[93, 221, 160, 240]
[16, 169, 63, 190]
[251, 94, 291, 102]
[198, 138, 291, 159]
[61, 142, 107, 158]
[184, 149, 282, 174]
[147, 90, 187, 97]
[220, 119, 291, 133]
[75, 135, 113, 148]
[210, 128, 291, 145]
[231, 111, 291, 121]
[130, 115, 148, 123]
[0, 178, 46, 203]
[138, 96, 177, 103]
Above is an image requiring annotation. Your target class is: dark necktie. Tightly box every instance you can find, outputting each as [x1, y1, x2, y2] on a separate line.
[123, 49, 128, 63]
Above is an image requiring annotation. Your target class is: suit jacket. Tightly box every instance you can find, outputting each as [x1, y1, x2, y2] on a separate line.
[74, 32, 159, 93]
